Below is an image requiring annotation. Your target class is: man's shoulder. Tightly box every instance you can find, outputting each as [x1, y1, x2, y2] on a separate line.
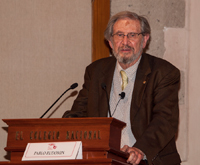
[143, 53, 179, 72]
[87, 56, 116, 68]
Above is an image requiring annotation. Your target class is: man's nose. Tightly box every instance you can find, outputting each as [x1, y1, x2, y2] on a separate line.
[122, 35, 128, 45]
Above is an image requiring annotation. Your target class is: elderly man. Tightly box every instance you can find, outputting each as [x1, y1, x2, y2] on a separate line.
[63, 11, 181, 165]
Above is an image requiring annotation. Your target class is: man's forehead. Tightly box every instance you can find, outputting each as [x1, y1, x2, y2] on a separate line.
[113, 18, 141, 31]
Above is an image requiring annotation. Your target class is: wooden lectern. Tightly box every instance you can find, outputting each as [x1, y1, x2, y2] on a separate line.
[0, 117, 131, 165]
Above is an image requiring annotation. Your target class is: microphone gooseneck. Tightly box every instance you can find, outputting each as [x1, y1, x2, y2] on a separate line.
[111, 92, 126, 117]
[40, 83, 78, 118]
[101, 83, 112, 117]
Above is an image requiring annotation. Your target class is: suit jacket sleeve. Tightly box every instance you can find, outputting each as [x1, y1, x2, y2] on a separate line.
[132, 59, 180, 163]
[63, 57, 116, 118]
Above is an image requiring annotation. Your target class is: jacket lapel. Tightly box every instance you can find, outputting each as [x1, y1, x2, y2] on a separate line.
[130, 54, 151, 119]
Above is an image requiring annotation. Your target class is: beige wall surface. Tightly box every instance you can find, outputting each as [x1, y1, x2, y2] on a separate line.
[0, 0, 91, 161]
[182, 0, 200, 165]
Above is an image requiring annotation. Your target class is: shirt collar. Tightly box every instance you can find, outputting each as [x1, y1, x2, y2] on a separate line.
[116, 55, 142, 80]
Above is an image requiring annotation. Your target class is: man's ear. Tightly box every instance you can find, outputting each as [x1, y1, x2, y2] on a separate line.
[108, 40, 113, 49]
[142, 34, 150, 48]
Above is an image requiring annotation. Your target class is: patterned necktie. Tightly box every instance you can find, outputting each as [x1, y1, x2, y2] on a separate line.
[120, 70, 128, 90]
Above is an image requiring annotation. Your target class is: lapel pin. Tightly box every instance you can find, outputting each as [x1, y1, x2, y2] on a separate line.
[143, 81, 146, 84]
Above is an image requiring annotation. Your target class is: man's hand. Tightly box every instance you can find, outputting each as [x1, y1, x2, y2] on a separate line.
[121, 145, 144, 165]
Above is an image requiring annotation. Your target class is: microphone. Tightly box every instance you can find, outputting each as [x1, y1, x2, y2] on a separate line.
[101, 83, 112, 117]
[40, 83, 78, 118]
[70, 83, 78, 89]
[111, 92, 126, 116]
[119, 92, 125, 99]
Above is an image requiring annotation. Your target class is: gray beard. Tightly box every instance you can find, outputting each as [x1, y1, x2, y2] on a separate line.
[113, 44, 143, 64]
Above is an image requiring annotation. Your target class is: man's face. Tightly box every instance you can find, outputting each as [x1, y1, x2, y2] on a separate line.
[109, 18, 149, 66]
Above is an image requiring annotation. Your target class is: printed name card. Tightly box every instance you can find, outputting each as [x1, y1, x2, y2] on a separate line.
[22, 141, 82, 161]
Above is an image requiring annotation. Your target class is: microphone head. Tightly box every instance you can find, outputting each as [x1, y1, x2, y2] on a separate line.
[70, 83, 78, 89]
[101, 83, 106, 90]
[119, 92, 125, 99]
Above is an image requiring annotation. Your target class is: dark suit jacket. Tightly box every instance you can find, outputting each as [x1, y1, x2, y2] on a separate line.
[65, 53, 181, 165]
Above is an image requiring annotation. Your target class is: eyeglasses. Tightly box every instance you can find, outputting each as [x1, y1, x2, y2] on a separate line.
[112, 32, 144, 41]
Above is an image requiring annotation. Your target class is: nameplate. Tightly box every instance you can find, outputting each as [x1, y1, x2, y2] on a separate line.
[22, 141, 82, 161]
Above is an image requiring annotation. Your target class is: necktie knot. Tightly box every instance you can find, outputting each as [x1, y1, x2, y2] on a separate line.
[120, 70, 128, 90]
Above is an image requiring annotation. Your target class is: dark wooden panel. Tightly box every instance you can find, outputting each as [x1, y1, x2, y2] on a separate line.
[92, 0, 110, 62]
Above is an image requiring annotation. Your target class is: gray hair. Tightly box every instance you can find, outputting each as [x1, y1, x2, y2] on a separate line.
[104, 11, 151, 41]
